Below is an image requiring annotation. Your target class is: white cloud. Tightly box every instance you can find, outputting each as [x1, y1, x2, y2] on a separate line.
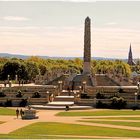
[0, 25, 140, 58]
[2, 16, 29, 21]
[2, 0, 96, 2]
[105, 22, 117, 26]
[70, 0, 93, 1]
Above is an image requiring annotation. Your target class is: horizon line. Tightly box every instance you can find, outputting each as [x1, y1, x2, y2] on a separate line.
[0, 52, 134, 60]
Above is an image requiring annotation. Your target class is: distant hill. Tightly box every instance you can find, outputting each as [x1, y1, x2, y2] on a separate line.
[0, 53, 124, 60]
[0, 53, 30, 59]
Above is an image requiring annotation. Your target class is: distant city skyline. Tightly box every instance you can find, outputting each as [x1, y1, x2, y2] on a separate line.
[0, 1, 140, 59]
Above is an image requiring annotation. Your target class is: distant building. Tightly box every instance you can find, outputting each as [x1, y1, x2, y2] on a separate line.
[127, 44, 136, 65]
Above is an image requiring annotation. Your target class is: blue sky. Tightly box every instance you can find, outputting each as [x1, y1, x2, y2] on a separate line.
[0, 1, 140, 58]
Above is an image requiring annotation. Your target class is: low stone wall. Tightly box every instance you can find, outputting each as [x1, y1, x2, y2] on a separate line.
[1, 85, 58, 98]
[0, 97, 48, 106]
[0, 85, 59, 107]
[76, 98, 140, 108]
[85, 86, 138, 94]
[75, 99, 94, 106]
[75, 85, 140, 108]
[84, 86, 139, 103]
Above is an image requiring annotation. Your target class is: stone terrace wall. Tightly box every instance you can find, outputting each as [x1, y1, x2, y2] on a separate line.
[76, 86, 139, 108]
[0, 85, 58, 106]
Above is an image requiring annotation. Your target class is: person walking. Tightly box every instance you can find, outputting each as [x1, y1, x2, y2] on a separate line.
[65, 105, 69, 111]
[18, 80, 21, 86]
[4, 81, 6, 87]
[20, 109, 23, 118]
[21, 80, 24, 86]
[16, 108, 19, 119]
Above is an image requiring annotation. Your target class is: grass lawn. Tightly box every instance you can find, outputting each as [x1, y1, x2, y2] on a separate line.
[84, 117, 140, 120]
[80, 120, 140, 128]
[0, 122, 139, 138]
[56, 109, 140, 116]
[0, 134, 76, 139]
[0, 107, 15, 116]
[0, 134, 71, 139]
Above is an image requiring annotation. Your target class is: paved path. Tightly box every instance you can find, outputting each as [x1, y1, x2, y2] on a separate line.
[0, 119, 36, 134]
[0, 109, 140, 136]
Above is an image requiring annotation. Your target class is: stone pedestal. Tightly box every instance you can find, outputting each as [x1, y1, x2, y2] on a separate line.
[83, 62, 90, 75]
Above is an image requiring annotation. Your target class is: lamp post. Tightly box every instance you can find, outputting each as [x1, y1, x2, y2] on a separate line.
[134, 92, 138, 106]
[82, 81, 86, 93]
[15, 75, 18, 82]
[79, 86, 82, 92]
[58, 81, 63, 91]
[73, 90, 77, 96]
[137, 82, 140, 88]
[7, 75, 10, 82]
[46, 91, 50, 102]
[137, 82, 140, 95]
[74, 90, 79, 103]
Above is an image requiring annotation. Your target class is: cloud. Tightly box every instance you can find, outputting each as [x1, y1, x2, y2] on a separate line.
[2, 16, 29, 21]
[105, 22, 117, 26]
[0, 25, 140, 58]
[25, 0, 96, 2]
[0, 25, 83, 56]
[58, 0, 96, 2]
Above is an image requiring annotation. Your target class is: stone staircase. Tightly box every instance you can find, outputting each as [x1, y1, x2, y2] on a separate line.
[112, 76, 134, 86]
[47, 90, 75, 106]
[31, 90, 92, 110]
[47, 101, 74, 106]
[54, 96, 74, 102]
[47, 74, 69, 85]
[72, 74, 93, 88]
[95, 74, 120, 86]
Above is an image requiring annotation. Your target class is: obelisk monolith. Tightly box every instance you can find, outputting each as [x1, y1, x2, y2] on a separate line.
[83, 17, 91, 74]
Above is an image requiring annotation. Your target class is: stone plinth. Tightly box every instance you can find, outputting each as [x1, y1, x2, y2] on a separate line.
[83, 62, 91, 75]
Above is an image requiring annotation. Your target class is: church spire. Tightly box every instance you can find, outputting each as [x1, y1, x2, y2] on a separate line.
[129, 43, 132, 54]
[127, 43, 135, 65]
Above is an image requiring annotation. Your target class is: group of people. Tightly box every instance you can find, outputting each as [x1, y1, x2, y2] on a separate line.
[16, 108, 24, 119]
[18, 80, 24, 86]
[3, 80, 24, 87]
[4, 81, 12, 87]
